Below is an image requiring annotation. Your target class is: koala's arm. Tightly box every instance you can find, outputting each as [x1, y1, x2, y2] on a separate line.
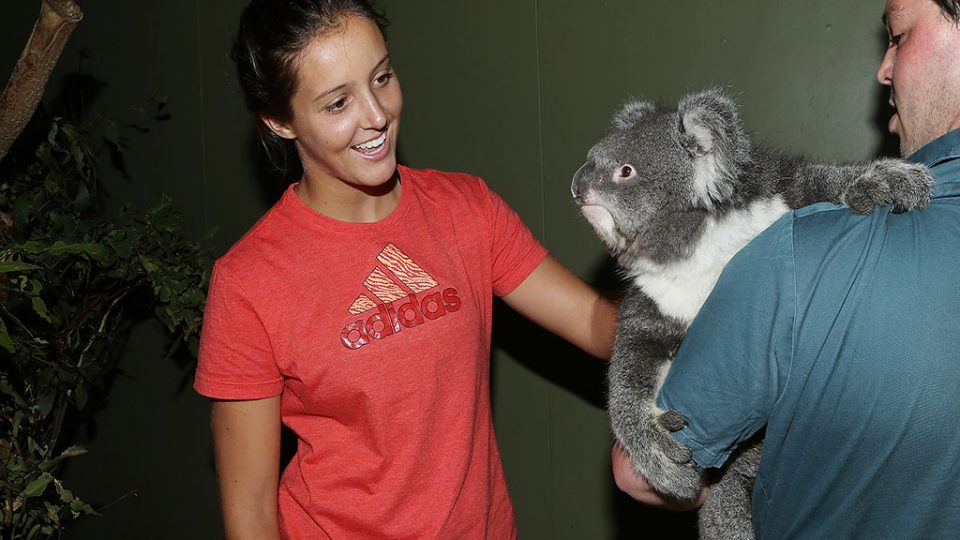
[607, 290, 705, 500]
[778, 158, 933, 214]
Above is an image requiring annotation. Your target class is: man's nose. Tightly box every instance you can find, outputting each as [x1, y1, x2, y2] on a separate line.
[876, 46, 895, 86]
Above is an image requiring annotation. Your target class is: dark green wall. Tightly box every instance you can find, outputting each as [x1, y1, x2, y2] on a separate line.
[1, 1, 897, 538]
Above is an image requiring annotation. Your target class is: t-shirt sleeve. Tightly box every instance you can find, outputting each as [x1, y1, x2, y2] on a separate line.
[193, 264, 284, 400]
[657, 214, 796, 469]
[481, 183, 549, 297]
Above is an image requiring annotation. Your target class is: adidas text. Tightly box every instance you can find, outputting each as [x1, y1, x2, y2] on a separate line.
[340, 289, 462, 350]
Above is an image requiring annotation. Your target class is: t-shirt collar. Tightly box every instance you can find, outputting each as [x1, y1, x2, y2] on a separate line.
[907, 128, 960, 168]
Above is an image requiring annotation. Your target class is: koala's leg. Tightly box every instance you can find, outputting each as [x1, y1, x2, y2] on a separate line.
[780, 159, 933, 214]
[697, 438, 762, 540]
[608, 291, 703, 500]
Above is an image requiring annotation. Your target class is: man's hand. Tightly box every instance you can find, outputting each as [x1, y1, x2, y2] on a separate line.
[611, 442, 708, 511]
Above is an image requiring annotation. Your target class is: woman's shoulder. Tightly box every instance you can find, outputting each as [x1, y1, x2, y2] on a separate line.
[211, 186, 303, 284]
[399, 164, 492, 201]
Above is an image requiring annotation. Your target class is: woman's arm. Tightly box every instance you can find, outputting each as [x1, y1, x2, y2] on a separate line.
[501, 255, 618, 359]
[211, 396, 283, 540]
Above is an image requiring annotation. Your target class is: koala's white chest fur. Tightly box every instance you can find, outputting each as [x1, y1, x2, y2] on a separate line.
[626, 196, 790, 324]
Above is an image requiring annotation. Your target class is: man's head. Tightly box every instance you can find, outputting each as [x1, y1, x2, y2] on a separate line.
[877, 0, 960, 156]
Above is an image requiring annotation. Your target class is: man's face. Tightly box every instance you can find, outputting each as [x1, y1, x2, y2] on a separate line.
[877, 0, 960, 156]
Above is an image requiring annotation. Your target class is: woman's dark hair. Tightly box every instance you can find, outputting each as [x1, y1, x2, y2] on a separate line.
[231, 0, 389, 172]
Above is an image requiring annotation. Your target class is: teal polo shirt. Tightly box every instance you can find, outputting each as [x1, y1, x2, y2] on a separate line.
[658, 129, 960, 539]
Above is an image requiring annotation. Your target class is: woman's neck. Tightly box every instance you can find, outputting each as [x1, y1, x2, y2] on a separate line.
[294, 169, 401, 223]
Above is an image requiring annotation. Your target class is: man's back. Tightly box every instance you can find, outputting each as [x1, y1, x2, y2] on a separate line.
[660, 129, 960, 538]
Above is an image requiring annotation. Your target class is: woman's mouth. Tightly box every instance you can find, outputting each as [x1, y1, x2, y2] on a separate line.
[352, 132, 388, 157]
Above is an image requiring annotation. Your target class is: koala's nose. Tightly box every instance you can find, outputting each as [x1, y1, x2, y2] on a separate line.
[571, 161, 594, 202]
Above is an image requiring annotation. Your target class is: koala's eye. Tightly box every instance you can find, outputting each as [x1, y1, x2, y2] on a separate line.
[615, 164, 636, 182]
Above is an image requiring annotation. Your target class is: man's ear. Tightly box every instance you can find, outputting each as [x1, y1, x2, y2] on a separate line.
[261, 115, 296, 140]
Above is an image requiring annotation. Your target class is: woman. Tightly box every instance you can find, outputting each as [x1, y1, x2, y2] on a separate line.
[194, 1, 617, 538]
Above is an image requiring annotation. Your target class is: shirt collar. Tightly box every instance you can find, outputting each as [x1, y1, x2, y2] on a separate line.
[907, 129, 960, 168]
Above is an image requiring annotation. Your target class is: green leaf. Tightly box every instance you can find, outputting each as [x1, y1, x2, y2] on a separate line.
[15, 240, 105, 258]
[70, 496, 98, 517]
[46, 241, 103, 257]
[46, 121, 59, 144]
[0, 261, 40, 273]
[31, 296, 54, 323]
[16, 241, 45, 254]
[75, 384, 88, 409]
[0, 377, 27, 406]
[139, 254, 159, 273]
[0, 317, 14, 353]
[73, 181, 91, 212]
[23, 472, 54, 497]
[38, 392, 54, 419]
[39, 445, 86, 472]
[58, 446, 87, 459]
[12, 410, 25, 436]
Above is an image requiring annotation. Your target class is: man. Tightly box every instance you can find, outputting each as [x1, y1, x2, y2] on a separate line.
[613, 0, 960, 537]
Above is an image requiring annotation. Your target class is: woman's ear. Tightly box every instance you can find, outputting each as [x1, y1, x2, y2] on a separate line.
[261, 115, 296, 140]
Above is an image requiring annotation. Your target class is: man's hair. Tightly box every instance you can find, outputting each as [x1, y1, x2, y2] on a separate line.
[937, 0, 960, 23]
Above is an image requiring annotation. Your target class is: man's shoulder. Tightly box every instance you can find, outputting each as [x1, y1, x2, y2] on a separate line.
[764, 202, 874, 248]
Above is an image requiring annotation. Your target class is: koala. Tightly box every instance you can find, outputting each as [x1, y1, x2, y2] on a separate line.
[571, 88, 933, 540]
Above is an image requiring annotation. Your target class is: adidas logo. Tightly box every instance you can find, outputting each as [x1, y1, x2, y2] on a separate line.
[340, 243, 461, 350]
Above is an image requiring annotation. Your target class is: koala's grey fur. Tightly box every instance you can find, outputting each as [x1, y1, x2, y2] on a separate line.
[571, 88, 932, 540]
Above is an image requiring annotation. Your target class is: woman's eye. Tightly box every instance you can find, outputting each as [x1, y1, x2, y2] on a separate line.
[374, 71, 394, 86]
[326, 98, 347, 113]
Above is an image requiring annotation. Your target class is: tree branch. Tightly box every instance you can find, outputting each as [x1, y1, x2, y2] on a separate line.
[0, 0, 83, 161]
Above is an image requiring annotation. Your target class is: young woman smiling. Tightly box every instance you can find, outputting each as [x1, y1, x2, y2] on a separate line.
[194, 1, 617, 538]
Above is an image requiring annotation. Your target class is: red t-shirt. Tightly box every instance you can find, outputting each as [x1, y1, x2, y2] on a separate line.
[195, 166, 548, 539]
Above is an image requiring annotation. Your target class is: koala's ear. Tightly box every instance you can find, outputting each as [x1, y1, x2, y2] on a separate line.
[676, 88, 742, 157]
[612, 100, 656, 130]
[676, 88, 750, 208]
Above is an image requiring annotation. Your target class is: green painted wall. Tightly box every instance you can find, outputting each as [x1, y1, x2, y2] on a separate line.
[1, 1, 897, 538]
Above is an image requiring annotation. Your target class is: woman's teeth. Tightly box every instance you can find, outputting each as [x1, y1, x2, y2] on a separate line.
[354, 133, 386, 152]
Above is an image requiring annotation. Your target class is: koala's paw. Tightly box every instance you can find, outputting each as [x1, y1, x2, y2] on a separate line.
[612, 407, 702, 500]
[658, 409, 689, 432]
[842, 159, 933, 214]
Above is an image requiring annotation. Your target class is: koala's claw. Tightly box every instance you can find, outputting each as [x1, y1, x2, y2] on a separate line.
[842, 159, 934, 215]
[662, 435, 693, 464]
[658, 409, 689, 432]
[633, 410, 694, 465]
[655, 421, 693, 464]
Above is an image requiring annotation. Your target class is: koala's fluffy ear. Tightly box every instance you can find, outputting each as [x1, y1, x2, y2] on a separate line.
[612, 100, 656, 130]
[676, 88, 751, 207]
[676, 88, 742, 156]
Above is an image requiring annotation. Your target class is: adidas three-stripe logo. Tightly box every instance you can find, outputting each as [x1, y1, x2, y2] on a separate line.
[340, 243, 462, 350]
